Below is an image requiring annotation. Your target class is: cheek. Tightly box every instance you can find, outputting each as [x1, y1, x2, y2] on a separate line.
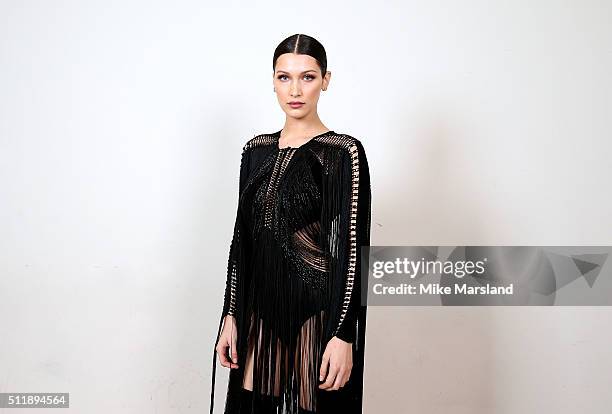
[304, 83, 320, 98]
[274, 86, 285, 98]
[275, 83, 290, 93]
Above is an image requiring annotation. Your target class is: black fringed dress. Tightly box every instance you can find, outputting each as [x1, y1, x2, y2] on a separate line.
[210, 130, 371, 414]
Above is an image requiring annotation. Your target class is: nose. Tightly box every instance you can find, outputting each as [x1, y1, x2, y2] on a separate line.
[290, 81, 301, 97]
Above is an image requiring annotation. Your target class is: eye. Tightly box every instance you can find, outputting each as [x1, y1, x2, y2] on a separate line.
[276, 74, 316, 81]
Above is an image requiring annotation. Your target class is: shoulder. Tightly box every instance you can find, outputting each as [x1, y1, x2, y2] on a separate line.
[313, 132, 360, 147]
[313, 132, 367, 158]
[241, 132, 277, 153]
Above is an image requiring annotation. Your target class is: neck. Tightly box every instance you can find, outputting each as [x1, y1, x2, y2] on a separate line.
[280, 117, 328, 144]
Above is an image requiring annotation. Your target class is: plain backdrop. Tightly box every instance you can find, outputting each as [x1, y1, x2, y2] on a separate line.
[1, 1, 611, 413]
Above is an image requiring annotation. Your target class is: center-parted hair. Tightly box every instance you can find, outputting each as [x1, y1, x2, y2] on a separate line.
[273, 34, 327, 76]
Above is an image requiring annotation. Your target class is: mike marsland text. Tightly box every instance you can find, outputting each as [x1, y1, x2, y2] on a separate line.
[371, 282, 515, 295]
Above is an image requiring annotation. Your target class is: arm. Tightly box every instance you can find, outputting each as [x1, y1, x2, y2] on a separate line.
[325, 138, 372, 344]
[318, 137, 371, 391]
[222, 144, 251, 318]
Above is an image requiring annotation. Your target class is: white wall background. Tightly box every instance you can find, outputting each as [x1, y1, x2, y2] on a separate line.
[1, 0, 611, 413]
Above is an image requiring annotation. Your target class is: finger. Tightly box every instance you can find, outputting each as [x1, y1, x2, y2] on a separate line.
[319, 352, 329, 382]
[331, 368, 345, 390]
[225, 326, 239, 369]
[231, 331, 239, 365]
[342, 365, 352, 386]
[229, 351, 239, 368]
[319, 363, 338, 390]
[217, 343, 231, 368]
[223, 347, 240, 369]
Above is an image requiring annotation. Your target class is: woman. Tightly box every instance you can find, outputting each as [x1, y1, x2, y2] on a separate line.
[210, 33, 372, 414]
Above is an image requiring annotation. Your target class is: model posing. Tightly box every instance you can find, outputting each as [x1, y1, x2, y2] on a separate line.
[210, 33, 372, 414]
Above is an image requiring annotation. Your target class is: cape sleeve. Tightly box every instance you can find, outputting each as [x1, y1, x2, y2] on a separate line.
[221, 143, 251, 318]
[323, 138, 372, 344]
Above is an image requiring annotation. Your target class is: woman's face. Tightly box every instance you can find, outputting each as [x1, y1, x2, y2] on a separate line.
[273, 53, 330, 119]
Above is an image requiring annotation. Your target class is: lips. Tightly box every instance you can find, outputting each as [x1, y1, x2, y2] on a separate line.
[289, 102, 304, 108]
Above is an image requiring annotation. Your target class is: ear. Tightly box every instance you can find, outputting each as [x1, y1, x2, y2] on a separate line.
[323, 70, 331, 90]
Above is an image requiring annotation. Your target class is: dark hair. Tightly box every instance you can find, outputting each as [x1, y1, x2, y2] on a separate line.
[272, 34, 327, 76]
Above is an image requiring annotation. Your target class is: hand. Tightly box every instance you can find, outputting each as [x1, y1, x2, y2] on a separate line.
[318, 336, 353, 391]
[216, 315, 239, 369]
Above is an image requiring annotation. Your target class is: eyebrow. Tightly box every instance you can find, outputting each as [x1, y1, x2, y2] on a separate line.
[276, 70, 317, 74]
